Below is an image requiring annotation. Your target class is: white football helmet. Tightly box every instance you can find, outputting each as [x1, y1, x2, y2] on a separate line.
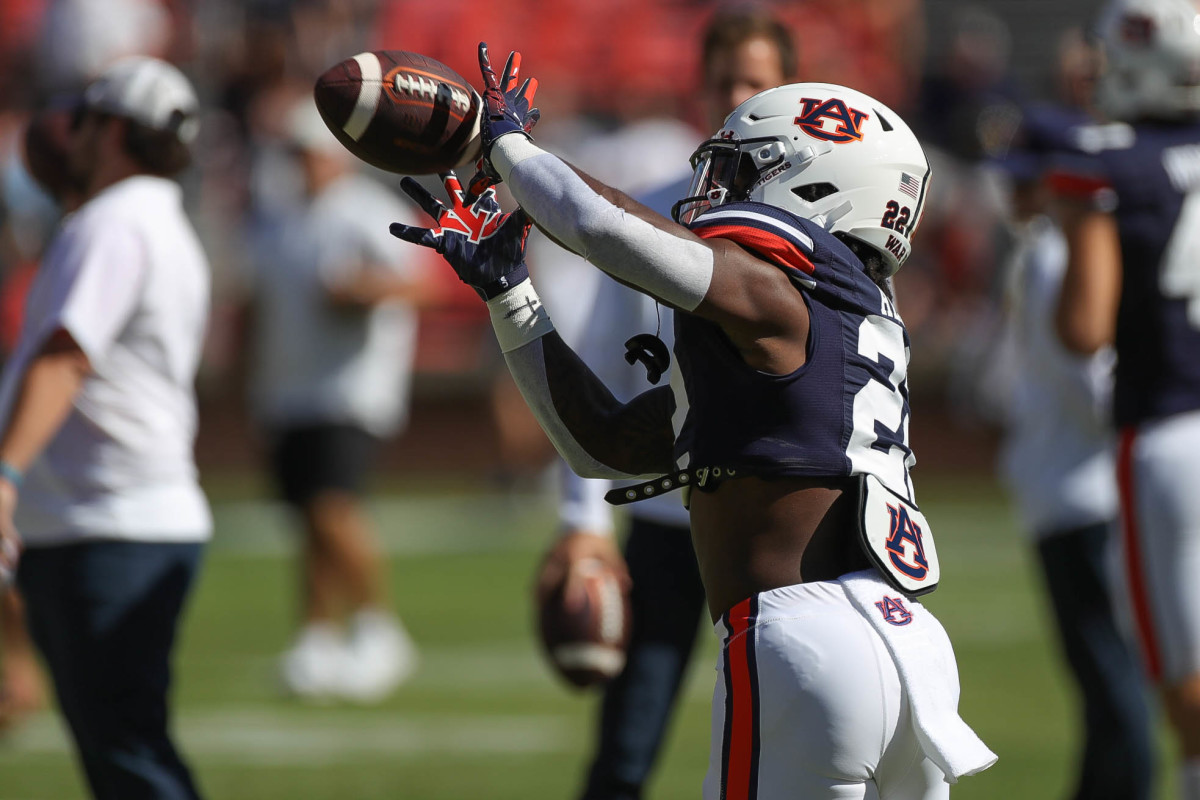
[1095, 0, 1200, 120]
[673, 83, 930, 275]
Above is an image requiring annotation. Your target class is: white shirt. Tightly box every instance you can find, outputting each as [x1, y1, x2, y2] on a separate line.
[0, 176, 212, 545]
[251, 173, 425, 437]
[995, 215, 1118, 536]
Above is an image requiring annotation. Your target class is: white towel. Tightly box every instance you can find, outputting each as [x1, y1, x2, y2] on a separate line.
[839, 570, 998, 783]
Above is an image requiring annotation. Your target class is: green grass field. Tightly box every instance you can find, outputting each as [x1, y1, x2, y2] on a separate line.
[0, 475, 1177, 799]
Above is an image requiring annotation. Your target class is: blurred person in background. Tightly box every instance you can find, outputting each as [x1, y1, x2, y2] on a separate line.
[34, 0, 181, 94]
[0, 589, 41, 730]
[0, 103, 83, 735]
[1054, 0, 1200, 795]
[0, 56, 209, 800]
[250, 98, 432, 704]
[916, 4, 1022, 164]
[533, 7, 797, 799]
[985, 106, 1154, 800]
[906, 5, 1021, 376]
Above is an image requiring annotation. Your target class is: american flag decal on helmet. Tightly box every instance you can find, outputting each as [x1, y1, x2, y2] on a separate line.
[898, 173, 921, 200]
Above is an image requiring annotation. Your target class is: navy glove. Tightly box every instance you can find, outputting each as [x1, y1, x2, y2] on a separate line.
[391, 172, 533, 301]
[465, 43, 541, 204]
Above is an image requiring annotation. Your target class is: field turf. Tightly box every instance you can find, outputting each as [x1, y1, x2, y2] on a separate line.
[0, 475, 1177, 798]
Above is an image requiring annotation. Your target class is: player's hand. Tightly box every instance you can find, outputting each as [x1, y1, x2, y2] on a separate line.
[0, 481, 22, 588]
[391, 171, 533, 301]
[536, 531, 631, 613]
[466, 43, 540, 203]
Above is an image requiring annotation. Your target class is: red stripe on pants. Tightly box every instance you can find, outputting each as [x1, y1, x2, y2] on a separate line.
[725, 598, 755, 800]
[1117, 427, 1163, 681]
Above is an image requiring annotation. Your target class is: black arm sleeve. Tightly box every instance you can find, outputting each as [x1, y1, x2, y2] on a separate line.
[503, 331, 677, 478]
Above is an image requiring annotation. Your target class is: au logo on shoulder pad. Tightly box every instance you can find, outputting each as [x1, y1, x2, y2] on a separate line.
[858, 473, 940, 596]
[794, 98, 869, 144]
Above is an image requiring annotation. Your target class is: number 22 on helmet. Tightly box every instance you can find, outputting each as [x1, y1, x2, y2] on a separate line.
[673, 82, 931, 277]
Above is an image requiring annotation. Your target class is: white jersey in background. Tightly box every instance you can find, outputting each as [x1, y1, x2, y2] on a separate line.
[0, 175, 212, 544]
[251, 173, 426, 438]
[995, 215, 1117, 535]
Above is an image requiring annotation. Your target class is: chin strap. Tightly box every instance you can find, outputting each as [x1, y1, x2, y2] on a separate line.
[604, 464, 739, 506]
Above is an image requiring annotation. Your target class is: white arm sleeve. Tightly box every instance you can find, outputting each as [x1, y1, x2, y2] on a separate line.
[491, 137, 714, 312]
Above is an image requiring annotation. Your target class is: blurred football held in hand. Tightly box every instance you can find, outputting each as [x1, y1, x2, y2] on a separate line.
[538, 558, 632, 690]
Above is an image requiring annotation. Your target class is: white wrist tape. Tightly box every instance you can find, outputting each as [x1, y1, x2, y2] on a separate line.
[491, 138, 714, 312]
[486, 278, 555, 353]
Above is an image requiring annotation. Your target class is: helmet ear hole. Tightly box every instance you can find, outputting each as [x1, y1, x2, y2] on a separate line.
[792, 182, 839, 203]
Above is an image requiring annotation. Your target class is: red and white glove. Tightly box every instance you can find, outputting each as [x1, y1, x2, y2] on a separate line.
[391, 171, 533, 301]
[465, 42, 540, 204]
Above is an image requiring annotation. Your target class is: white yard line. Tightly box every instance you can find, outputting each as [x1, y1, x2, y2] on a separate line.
[0, 709, 580, 764]
[208, 495, 557, 556]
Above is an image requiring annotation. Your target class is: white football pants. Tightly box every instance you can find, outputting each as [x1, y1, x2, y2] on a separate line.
[1117, 408, 1200, 684]
[703, 580, 948, 800]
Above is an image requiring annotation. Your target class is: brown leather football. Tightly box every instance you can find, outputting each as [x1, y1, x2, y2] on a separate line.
[313, 50, 482, 175]
[538, 558, 632, 689]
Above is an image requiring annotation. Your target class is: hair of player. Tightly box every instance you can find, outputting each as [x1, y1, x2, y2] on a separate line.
[835, 233, 895, 301]
[701, 5, 798, 80]
[121, 118, 192, 177]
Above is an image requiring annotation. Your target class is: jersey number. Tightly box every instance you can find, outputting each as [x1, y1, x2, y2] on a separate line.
[849, 313, 914, 499]
[1160, 190, 1200, 329]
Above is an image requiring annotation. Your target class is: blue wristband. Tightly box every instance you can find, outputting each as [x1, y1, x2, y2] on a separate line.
[481, 262, 529, 300]
[0, 460, 23, 488]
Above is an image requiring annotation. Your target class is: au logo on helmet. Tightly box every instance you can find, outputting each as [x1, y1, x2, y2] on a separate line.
[794, 98, 870, 144]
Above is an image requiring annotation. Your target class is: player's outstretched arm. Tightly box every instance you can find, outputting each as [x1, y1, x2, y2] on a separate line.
[472, 45, 809, 375]
[391, 173, 676, 479]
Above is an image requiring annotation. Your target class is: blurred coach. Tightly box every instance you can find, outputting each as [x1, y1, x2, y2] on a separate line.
[0, 57, 210, 800]
[251, 99, 431, 703]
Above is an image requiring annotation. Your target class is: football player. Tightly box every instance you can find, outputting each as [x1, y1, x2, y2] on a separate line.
[992, 103, 1153, 800]
[1053, 0, 1200, 795]
[534, 9, 797, 800]
[393, 45, 996, 797]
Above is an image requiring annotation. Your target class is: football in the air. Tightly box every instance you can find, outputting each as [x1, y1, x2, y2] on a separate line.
[538, 559, 632, 689]
[313, 50, 482, 175]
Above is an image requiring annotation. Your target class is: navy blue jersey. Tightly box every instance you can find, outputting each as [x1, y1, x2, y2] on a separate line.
[674, 202, 917, 501]
[1055, 120, 1200, 427]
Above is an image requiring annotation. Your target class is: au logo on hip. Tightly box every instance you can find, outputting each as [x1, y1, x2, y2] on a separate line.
[875, 595, 913, 626]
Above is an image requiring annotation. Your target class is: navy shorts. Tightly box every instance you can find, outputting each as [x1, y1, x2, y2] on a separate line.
[268, 422, 379, 507]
